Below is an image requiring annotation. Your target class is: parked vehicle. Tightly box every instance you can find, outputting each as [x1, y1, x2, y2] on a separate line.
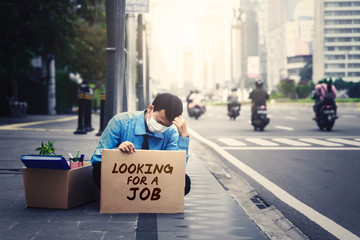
[251, 105, 269, 131]
[314, 104, 337, 131]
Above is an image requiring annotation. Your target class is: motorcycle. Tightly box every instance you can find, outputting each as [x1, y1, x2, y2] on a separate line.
[251, 105, 270, 131]
[187, 102, 205, 120]
[227, 102, 241, 120]
[314, 104, 337, 131]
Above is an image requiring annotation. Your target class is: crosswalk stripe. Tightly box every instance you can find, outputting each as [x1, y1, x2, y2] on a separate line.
[299, 138, 343, 147]
[327, 138, 360, 147]
[272, 138, 311, 146]
[218, 138, 247, 146]
[245, 138, 279, 146]
[274, 125, 294, 131]
[354, 138, 360, 142]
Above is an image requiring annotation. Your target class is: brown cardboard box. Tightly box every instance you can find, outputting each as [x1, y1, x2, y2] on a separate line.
[100, 149, 186, 214]
[23, 164, 99, 209]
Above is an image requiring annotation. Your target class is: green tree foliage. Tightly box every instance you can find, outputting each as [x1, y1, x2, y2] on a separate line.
[299, 62, 312, 82]
[69, 20, 106, 83]
[278, 78, 296, 98]
[0, 0, 106, 115]
[334, 77, 360, 98]
[296, 81, 312, 99]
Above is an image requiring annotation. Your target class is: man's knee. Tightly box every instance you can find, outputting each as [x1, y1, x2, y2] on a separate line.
[92, 162, 101, 189]
[185, 174, 191, 196]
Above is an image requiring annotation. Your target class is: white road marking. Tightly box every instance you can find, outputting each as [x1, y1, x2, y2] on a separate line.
[223, 147, 360, 151]
[343, 115, 356, 119]
[245, 138, 279, 146]
[285, 116, 296, 120]
[355, 138, 360, 142]
[188, 128, 360, 240]
[299, 138, 343, 147]
[272, 138, 311, 146]
[218, 138, 247, 146]
[274, 125, 294, 131]
[327, 138, 360, 147]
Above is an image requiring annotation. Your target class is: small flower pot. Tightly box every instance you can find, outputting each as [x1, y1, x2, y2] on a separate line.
[70, 161, 83, 169]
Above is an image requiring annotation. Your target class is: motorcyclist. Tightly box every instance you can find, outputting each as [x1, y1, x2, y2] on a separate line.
[227, 88, 241, 116]
[187, 90, 206, 115]
[249, 79, 269, 121]
[312, 78, 337, 120]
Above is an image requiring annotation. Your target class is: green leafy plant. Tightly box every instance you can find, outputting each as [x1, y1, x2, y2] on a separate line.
[36, 141, 56, 156]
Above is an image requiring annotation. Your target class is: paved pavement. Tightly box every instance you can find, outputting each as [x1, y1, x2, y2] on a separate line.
[0, 113, 269, 240]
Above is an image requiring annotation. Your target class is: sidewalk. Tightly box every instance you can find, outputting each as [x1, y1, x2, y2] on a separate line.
[0, 114, 267, 240]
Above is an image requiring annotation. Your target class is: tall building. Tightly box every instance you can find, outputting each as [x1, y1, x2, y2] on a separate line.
[266, 0, 287, 92]
[314, 0, 360, 82]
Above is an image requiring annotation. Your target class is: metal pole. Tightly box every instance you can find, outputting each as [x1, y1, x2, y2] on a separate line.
[137, 14, 145, 110]
[104, 0, 126, 126]
[126, 14, 137, 112]
[145, 33, 150, 106]
[47, 55, 56, 115]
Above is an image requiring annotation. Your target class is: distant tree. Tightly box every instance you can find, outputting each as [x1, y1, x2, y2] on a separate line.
[278, 78, 296, 98]
[0, 0, 78, 114]
[299, 62, 312, 82]
[0, 0, 105, 114]
[296, 80, 311, 98]
[334, 77, 360, 98]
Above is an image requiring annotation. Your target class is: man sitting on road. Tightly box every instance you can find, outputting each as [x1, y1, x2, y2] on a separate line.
[91, 93, 191, 195]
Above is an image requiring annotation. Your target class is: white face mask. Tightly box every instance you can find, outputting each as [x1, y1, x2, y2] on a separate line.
[147, 111, 170, 134]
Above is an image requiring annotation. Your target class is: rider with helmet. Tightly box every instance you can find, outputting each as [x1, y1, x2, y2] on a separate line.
[312, 78, 337, 120]
[249, 79, 269, 120]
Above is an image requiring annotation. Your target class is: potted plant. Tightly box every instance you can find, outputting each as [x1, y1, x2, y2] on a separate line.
[36, 141, 56, 155]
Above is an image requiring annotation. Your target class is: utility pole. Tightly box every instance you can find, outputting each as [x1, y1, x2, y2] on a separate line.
[126, 13, 137, 112]
[137, 14, 145, 110]
[104, 0, 126, 126]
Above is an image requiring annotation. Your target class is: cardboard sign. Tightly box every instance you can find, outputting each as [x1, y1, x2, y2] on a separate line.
[100, 149, 186, 213]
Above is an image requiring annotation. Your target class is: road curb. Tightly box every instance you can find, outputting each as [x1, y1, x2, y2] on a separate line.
[190, 137, 309, 240]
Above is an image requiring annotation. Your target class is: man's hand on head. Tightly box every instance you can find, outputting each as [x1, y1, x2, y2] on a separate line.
[117, 141, 136, 154]
[173, 115, 189, 137]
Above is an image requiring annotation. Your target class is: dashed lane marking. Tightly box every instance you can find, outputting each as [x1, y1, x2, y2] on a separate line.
[274, 125, 294, 131]
[343, 115, 356, 119]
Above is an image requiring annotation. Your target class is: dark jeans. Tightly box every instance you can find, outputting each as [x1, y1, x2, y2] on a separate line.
[92, 162, 191, 196]
[313, 98, 337, 114]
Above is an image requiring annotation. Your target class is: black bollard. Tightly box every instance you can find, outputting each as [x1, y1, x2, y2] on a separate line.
[84, 90, 94, 132]
[74, 82, 89, 134]
[96, 93, 106, 136]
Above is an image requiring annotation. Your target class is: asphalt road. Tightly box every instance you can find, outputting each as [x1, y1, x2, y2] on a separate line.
[185, 102, 360, 240]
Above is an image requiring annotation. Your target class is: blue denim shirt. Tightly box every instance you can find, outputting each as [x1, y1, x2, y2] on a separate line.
[91, 111, 190, 164]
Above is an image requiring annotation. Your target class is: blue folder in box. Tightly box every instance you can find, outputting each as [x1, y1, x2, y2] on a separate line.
[20, 155, 70, 170]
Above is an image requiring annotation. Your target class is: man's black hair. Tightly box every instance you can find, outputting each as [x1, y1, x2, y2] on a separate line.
[152, 93, 183, 121]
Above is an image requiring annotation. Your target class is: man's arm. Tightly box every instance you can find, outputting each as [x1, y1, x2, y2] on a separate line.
[90, 116, 122, 164]
[168, 115, 190, 163]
